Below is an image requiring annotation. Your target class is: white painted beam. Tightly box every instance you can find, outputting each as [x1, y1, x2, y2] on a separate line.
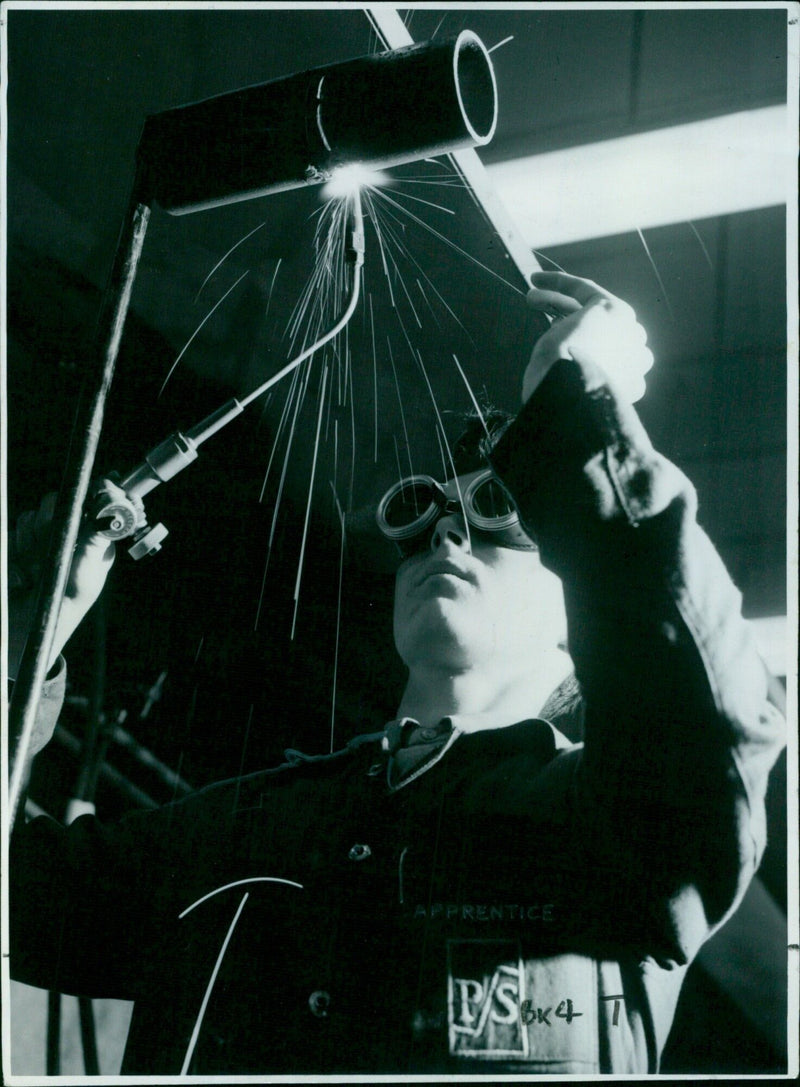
[486, 106, 792, 249]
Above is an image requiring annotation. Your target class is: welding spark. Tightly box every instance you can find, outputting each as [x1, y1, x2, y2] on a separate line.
[387, 337, 415, 480]
[414, 347, 472, 551]
[451, 354, 489, 438]
[430, 13, 448, 40]
[488, 35, 514, 54]
[159, 270, 249, 398]
[250, 149, 519, 664]
[636, 227, 675, 322]
[370, 185, 524, 296]
[533, 251, 569, 274]
[321, 164, 391, 201]
[195, 221, 266, 302]
[329, 482, 346, 754]
[687, 221, 714, 271]
[385, 187, 456, 215]
[291, 363, 330, 641]
[368, 200, 469, 334]
[264, 258, 283, 319]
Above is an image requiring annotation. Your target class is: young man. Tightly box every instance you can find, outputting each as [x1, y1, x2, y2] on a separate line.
[8, 273, 785, 1075]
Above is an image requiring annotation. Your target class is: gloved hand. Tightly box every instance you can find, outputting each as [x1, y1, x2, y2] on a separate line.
[523, 272, 654, 404]
[8, 479, 136, 676]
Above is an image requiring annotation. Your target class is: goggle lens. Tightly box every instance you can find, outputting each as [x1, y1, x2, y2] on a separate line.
[469, 475, 516, 520]
[382, 480, 437, 529]
[376, 470, 537, 556]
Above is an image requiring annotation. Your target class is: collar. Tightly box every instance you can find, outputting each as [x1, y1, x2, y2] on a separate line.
[382, 707, 574, 757]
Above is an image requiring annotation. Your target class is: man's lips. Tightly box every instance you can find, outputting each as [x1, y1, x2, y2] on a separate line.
[414, 559, 476, 589]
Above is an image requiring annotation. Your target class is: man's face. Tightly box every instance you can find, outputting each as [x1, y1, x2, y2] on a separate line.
[392, 484, 566, 675]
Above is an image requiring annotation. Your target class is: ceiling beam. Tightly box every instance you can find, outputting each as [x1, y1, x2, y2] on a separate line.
[486, 105, 791, 248]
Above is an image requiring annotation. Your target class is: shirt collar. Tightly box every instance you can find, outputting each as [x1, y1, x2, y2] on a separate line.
[384, 705, 532, 744]
[382, 707, 574, 755]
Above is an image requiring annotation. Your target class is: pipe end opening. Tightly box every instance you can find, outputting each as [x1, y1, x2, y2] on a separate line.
[454, 31, 498, 146]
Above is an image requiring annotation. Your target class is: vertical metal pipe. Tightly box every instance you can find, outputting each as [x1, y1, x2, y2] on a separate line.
[7, 172, 151, 832]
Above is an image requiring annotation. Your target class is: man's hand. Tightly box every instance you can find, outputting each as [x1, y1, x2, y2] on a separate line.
[523, 272, 654, 404]
[8, 480, 131, 676]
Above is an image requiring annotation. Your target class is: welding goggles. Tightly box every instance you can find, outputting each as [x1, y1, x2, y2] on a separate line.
[376, 468, 537, 558]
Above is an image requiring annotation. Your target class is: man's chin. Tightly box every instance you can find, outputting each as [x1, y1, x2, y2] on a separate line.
[397, 603, 486, 668]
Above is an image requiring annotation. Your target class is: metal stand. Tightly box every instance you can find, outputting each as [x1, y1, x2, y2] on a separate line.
[7, 168, 151, 831]
[46, 989, 61, 1075]
[78, 997, 100, 1075]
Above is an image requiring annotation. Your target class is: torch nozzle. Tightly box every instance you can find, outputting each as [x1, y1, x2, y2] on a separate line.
[345, 190, 366, 265]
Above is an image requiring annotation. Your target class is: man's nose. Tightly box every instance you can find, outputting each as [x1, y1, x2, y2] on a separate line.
[430, 512, 470, 552]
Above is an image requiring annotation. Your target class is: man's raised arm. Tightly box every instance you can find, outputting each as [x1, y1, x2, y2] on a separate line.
[490, 272, 785, 964]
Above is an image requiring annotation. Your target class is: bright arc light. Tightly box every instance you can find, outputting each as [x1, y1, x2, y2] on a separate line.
[322, 163, 390, 200]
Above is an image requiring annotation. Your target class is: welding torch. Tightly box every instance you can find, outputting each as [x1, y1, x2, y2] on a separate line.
[95, 191, 365, 559]
[7, 29, 499, 831]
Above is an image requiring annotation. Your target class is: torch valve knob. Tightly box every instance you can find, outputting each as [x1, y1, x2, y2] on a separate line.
[128, 522, 169, 560]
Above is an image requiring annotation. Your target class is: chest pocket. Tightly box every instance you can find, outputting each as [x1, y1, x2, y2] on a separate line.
[447, 944, 600, 1071]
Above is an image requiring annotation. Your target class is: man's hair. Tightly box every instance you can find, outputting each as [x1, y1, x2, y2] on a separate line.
[450, 407, 516, 477]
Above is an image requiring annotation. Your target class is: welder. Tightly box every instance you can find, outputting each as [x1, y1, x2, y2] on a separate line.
[7, 272, 785, 1075]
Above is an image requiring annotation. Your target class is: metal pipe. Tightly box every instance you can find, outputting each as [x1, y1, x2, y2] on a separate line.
[137, 31, 497, 215]
[53, 725, 159, 810]
[110, 724, 194, 798]
[7, 172, 152, 832]
[365, 7, 544, 291]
